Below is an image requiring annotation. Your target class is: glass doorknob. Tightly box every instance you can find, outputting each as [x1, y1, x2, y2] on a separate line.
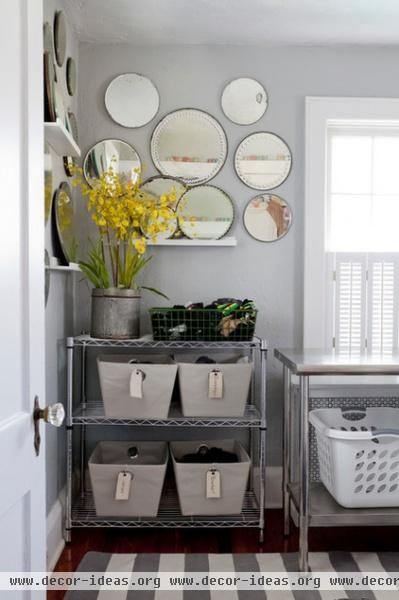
[33, 397, 65, 455]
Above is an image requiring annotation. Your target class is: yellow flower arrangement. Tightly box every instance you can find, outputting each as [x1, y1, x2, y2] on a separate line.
[71, 163, 177, 292]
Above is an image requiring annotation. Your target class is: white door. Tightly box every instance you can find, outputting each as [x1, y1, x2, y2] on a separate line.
[0, 0, 46, 595]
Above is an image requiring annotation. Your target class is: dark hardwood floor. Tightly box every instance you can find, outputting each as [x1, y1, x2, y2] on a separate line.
[48, 510, 399, 599]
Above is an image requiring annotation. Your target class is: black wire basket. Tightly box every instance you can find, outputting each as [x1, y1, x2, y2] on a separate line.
[149, 307, 257, 342]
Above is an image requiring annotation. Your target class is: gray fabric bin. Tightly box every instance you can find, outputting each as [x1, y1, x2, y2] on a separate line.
[175, 354, 252, 417]
[89, 441, 168, 517]
[97, 354, 177, 419]
[170, 439, 251, 516]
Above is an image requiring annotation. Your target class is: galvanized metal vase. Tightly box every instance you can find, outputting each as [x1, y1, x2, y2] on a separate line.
[91, 288, 141, 339]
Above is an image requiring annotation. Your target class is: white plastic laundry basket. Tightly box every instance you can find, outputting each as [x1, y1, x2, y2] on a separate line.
[309, 407, 399, 508]
[97, 354, 177, 419]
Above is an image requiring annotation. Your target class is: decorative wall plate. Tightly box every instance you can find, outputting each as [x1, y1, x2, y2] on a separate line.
[221, 77, 268, 125]
[54, 10, 67, 67]
[151, 109, 227, 185]
[177, 185, 234, 240]
[243, 194, 292, 242]
[66, 57, 76, 96]
[105, 73, 159, 128]
[235, 132, 292, 190]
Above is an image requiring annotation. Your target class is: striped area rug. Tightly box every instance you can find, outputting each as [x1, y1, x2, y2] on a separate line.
[65, 552, 399, 599]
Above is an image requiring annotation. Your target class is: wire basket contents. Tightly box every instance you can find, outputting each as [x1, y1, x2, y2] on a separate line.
[150, 306, 257, 341]
[310, 407, 399, 508]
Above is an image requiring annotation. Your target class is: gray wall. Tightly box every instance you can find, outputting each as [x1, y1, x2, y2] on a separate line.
[44, 0, 79, 513]
[76, 43, 399, 466]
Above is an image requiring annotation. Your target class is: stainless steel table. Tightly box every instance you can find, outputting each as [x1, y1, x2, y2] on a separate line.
[274, 348, 399, 572]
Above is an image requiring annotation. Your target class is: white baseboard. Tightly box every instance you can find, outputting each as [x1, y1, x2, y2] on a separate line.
[46, 488, 65, 571]
[265, 466, 282, 508]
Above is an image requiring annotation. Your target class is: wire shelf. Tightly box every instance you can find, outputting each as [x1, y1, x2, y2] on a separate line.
[70, 334, 266, 351]
[71, 490, 261, 529]
[72, 402, 262, 428]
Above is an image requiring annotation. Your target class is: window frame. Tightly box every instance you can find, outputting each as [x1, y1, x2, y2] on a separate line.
[304, 97, 399, 348]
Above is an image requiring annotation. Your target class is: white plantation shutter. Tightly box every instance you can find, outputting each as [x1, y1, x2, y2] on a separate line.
[334, 253, 367, 352]
[333, 253, 399, 352]
[368, 254, 399, 353]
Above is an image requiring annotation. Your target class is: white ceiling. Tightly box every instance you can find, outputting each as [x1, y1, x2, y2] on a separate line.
[64, 0, 399, 45]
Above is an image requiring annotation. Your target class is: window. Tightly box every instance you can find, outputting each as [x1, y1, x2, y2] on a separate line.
[328, 125, 399, 353]
[304, 98, 399, 353]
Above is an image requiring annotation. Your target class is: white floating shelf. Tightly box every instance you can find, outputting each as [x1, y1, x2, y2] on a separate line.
[44, 119, 81, 157]
[147, 237, 237, 247]
[46, 256, 80, 272]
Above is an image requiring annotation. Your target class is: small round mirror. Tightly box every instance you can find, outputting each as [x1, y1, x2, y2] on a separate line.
[83, 139, 141, 187]
[141, 207, 178, 241]
[54, 182, 78, 263]
[140, 176, 185, 241]
[151, 109, 227, 185]
[235, 132, 292, 190]
[177, 185, 234, 240]
[105, 73, 159, 128]
[66, 57, 76, 96]
[54, 10, 67, 67]
[244, 194, 292, 242]
[221, 77, 267, 125]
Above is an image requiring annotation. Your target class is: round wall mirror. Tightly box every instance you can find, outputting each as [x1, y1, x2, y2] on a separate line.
[140, 207, 178, 241]
[235, 132, 292, 190]
[105, 73, 160, 128]
[66, 57, 76, 96]
[43, 22, 56, 80]
[63, 111, 78, 177]
[244, 194, 292, 242]
[221, 77, 268, 125]
[44, 142, 53, 223]
[83, 139, 141, 187]
[44, 51, 56, 122]
[54, 182, 78, 263]
[54, 10, 67, 67]
[140, 176, 186, 204]
[177, 185, 234, 239]
[151, 109, 227, 185]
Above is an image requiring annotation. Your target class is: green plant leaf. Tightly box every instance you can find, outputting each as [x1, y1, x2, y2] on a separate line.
[141, 286, 169, 300]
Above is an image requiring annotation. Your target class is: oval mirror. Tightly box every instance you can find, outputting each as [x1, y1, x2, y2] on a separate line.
[151, 109, 227, 185]
[66, 57, 76, 96]
[235, 132, 292, 190]
[177, 185, 234, 240]
[221, 77, 267, 125]
[44, 142, 53, 223]
[54, 10, 67, 67]
[83, 139, 141, 187]
[54, 182, 78, 263]
[105, 73, 159, 128]
[244, 194, 292, 242]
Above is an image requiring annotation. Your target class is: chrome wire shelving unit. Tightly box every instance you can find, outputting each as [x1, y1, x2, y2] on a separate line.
[65, 334, 267, 542]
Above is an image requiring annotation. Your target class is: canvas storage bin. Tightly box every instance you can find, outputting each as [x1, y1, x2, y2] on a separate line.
[170, 439, 251, 515]
[97, 354, 177, 419]
[89, 441, 168, 517]
[175, 354, 252, 417]
[310, 407, 399, 508]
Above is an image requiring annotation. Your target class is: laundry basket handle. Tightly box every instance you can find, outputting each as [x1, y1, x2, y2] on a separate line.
[371, 429, 399, 438]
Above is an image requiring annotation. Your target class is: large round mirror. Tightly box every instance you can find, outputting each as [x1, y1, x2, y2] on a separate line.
[151, 109, 227, 185]
[83, 139, 141, 187]
[177, 185, 234, 239]
[105, 73, 159, 128]
[221, 77, 267, 125]
[54, 182, 78, 263]
[244, 194, 292, 242]
[235, 132, 292, 190]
